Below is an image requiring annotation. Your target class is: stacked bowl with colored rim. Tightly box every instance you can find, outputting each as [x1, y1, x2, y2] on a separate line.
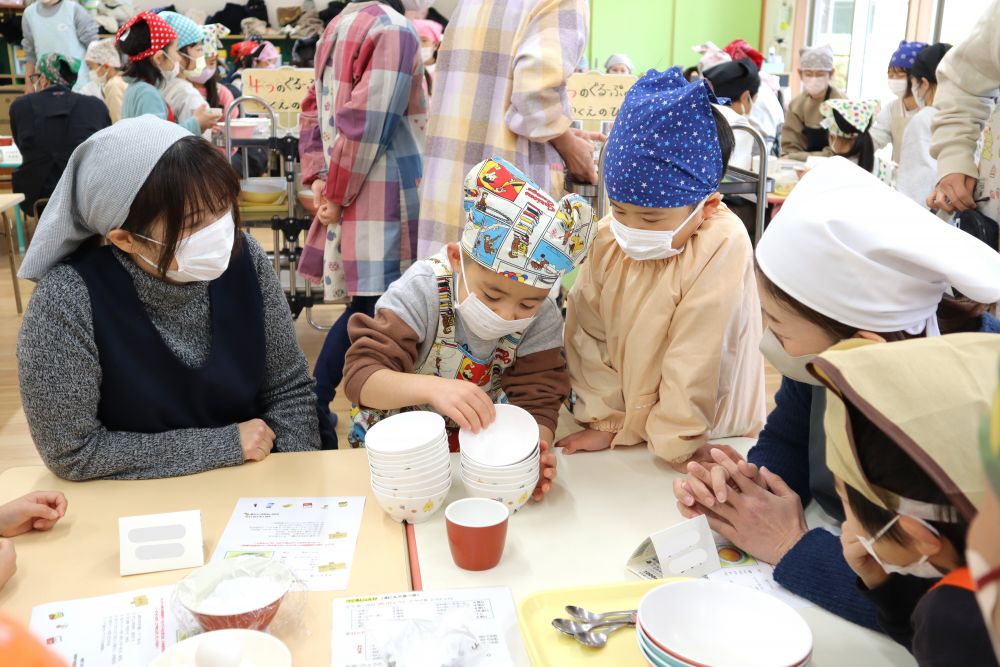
[636, 579, 813, 667]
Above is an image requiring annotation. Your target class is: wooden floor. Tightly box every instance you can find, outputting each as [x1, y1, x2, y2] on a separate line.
[0, 230, 782, 475]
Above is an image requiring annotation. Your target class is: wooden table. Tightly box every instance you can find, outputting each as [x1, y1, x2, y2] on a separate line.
[0, 449, 411, 666]
[0, 192, 24, 312]
[411, 442, 917, 667]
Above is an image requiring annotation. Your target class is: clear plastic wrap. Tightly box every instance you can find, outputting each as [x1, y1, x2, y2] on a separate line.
[170, 555, 307, 639]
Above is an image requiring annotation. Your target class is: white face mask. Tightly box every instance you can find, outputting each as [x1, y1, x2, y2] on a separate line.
[421, 46, 435, 65]
[610, 198, 705, 261]
[887, 78, 909, 97]
[184, 55, 207, 79]
[857, 514, 945, 579]
[802, 74, 829, 97]
[758, 329, 825, 386]
[967, 549, 1000, 657]
[454, 253, 535, 340]
[136, 212, 235, 283]
[911, 82, 927, 108]
[160, 52, 180, 80]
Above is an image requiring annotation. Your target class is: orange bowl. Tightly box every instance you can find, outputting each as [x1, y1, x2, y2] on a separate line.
[176, 556, 293, 632]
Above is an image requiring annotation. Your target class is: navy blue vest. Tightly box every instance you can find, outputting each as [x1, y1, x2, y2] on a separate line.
[68, 241, 265, 433]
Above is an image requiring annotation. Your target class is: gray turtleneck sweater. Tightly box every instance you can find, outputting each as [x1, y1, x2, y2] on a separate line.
[16, 235, 321, 481]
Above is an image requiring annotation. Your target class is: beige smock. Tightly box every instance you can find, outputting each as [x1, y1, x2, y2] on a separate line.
[565, 205, 766, 463]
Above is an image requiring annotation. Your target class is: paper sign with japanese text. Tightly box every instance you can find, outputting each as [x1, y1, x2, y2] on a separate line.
[567, 72, 637, 121]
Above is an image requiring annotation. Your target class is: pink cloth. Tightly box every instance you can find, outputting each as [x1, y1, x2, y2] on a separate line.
[412, 19, 443, 45]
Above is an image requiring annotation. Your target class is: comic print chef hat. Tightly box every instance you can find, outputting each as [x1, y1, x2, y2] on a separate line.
[461, 157, 597, 289]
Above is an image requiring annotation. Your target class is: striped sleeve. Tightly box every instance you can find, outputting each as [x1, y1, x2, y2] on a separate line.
[505, 0, 588, 142]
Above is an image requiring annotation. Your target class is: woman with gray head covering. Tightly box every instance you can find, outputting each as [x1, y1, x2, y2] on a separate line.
[781, 44, 845, 161]
[604, 53, 634, 75]
[17, 116, 322, 481]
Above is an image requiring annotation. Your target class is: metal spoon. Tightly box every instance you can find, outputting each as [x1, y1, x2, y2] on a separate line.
[552, 614, 637, 636]
[574, 623, 632, 648]
[565, 605, 637, 624]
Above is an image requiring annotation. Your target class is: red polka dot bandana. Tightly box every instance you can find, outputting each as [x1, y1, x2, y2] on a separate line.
[116, 11, 177, 62]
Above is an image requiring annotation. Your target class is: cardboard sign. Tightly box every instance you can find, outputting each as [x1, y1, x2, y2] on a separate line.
[240, 67, 315, 123]
[567, 72, 637, 121]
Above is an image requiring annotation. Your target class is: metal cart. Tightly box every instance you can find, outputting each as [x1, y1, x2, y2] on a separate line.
[721, 124, 773, 245]
[221, 95, 330, 330]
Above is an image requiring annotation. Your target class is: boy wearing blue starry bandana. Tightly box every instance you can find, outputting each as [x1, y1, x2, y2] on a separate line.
[559, 67, 766, 470]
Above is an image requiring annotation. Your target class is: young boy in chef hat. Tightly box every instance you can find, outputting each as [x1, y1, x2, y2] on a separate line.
[674, 157, 1000, 628]
[812, 334, 1000, 666]
[343, 157, 597, 500]
[559, 67, 767, 470]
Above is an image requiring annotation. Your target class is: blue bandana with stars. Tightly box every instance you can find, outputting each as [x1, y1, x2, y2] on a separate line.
[889, 41, 928, 70]
[604, 67, 723, 209]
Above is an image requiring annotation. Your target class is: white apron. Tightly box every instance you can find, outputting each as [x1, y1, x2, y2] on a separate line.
[25, 0, 89, 92]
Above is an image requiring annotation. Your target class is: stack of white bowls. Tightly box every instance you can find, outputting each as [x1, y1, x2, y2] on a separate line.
[636, 580, 813, 667]
[458, 404, 540, 513]
[366, 411, 452, 524]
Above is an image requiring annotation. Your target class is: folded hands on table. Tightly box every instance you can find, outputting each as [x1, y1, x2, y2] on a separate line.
[673, 446, 808, 566]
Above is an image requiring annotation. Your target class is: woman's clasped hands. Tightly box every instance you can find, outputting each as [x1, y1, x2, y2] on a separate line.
[672, 447, 808, 565]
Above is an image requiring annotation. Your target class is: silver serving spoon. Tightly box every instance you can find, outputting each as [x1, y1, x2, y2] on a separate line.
[565, 605, 637, 624]
[575, 623, 631, 648]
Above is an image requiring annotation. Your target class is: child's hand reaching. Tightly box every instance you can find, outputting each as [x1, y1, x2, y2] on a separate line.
[532, 427, 558, 501]
[0, 539, 15, 590]
[555, 427, 614, 454]
[0, 491, 68, 537]
[425, 377, 496, 432]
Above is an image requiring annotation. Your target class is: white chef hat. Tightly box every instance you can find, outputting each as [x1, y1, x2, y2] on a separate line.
[756, 157, 1000, 334]
[84, 38, 121, 69]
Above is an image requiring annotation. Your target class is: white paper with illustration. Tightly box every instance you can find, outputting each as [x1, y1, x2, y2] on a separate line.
[210, 497, 365, 591]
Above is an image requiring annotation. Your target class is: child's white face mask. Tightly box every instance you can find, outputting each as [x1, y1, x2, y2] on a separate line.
[856, 514, 945, 579]
[455, 253, 534, 340]
[610, 198, 705, 261]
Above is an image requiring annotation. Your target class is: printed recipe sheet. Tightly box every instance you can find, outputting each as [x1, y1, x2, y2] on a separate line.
[210, 497, 365, 591]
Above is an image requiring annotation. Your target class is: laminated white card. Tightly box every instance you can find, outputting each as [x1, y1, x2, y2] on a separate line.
[626, 515, 721, 580]
[118, 510, 204, 576]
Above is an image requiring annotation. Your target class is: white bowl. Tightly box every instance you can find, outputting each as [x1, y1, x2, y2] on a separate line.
[462, 470, 538, 492]
[151, 629, 291, 667]
[461, 467, 538, 489]
[365, 437, 448, 463]
[371, 465, 453, 492]
[369, 457, 451, 482]
[460, 461, 540, 482]
[461, 478, 533, 512]
[368, 448, 450, 472]
[371, 475, 452, 498]
[460, 447, 539, 475]
[638, 580, 813, 667]
[459, 405, 539, 467]
[373, 483, 450, 523]
[365, 411, 447, 455]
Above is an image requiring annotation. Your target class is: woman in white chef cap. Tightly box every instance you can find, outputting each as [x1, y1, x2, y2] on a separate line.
[673, 156, 1000, 629]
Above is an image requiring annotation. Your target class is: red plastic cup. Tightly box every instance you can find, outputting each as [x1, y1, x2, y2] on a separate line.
[445, 498, 509, 571]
